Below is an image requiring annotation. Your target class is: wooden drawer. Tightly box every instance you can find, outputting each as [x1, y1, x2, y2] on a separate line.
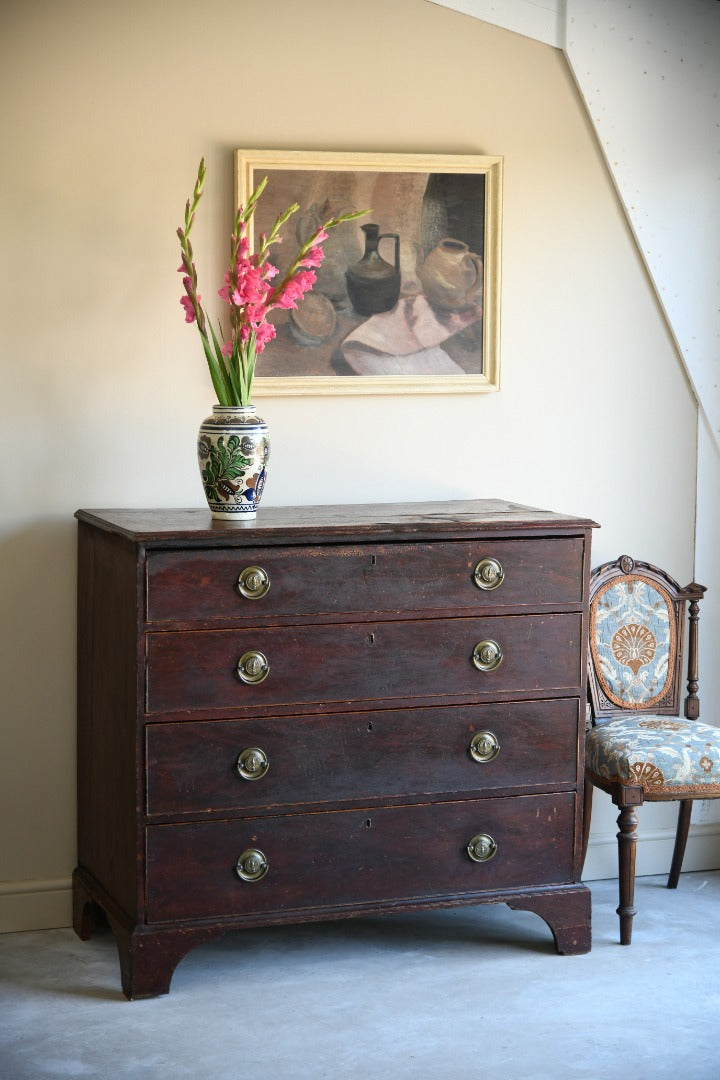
[145, 792, 575, 922]
[146, 698, 580, 816]
[145, 538, 584, 624]
[146, 613, 583, 714]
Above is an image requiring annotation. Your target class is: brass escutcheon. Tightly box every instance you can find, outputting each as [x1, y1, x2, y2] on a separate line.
[237, 650, 269, 685]
[237, 565, 271, 600]
[467, 833, 498, 863]
[235, 848, 269, 882]
[236, 747, 269, 781]
[472, 639, 503, 672]
[469, 731, 500, 763]
[473, 557, 505, 591]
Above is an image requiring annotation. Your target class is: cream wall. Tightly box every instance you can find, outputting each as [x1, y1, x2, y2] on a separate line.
[0, 0, 706, 931]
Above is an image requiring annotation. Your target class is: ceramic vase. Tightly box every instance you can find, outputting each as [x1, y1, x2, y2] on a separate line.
[197, 405, 270, 520]
[418, 238, 483, 311]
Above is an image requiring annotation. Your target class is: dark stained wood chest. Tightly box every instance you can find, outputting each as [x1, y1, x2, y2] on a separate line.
[73, 500, 596, 998]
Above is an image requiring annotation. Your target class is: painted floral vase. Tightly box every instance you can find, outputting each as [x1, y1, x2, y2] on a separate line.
[197, 405, 270, 520]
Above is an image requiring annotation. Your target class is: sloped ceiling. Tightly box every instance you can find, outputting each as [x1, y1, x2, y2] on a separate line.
[429, 0, 720, 450]
[429, 0, 564, 47]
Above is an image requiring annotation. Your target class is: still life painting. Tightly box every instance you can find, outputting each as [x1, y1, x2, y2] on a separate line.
[236, 150, 503, 395]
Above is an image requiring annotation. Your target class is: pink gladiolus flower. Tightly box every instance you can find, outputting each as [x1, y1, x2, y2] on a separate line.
[246, 302, 270, 324]
[232, 282, 264, 308]
[221, 340, 233, 357]
[180, 295, 197, 323]
[229, 261, 268, 307]
[254, 322, 277, 351]
[272, 277, 303, 310]
[299, 245, 324, 268]
[293, 269, 317, 293]
[218, 274, 232, 303]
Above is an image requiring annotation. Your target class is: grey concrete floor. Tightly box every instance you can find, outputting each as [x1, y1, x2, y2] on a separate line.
[1, 873, 718, 1080]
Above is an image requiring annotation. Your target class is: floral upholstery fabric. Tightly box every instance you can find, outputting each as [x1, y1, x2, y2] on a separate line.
[590, 575, 676, 709]
[586, 716, 720, 795]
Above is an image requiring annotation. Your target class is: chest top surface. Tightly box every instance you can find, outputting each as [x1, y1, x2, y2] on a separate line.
[75, 499, 597, 548]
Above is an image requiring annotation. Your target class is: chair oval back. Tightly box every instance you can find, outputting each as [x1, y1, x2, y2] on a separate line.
[588, 556, 685, 719]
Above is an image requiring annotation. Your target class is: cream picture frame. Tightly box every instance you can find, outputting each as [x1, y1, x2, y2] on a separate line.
[235, 149, 503, 396]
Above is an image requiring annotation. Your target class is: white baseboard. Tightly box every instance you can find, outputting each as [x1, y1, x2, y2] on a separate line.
[1, 826, 719, 934]
[0, 878, 73, 934]
[583, 822, 720, 881]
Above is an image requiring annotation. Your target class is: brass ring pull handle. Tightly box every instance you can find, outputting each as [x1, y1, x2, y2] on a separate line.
[473, 557, 504, 591]
[469, 731, 500, 763]
[235, 848, 269, 882]
[467, 833, 498, 863]
[237, 650, 269, 685]
[236, 747, 269, 781]
[472, 639, 503, 672]
[237, 565, 271, 600]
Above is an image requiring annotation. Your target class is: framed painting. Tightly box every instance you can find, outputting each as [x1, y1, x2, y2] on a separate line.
[235, 149, 503, 396]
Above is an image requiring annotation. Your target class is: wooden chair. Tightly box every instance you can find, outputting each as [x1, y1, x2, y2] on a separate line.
[581, 554, 718, 944]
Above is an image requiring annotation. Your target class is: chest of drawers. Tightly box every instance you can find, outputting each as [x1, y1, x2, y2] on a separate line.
[73, 500, 595, 998]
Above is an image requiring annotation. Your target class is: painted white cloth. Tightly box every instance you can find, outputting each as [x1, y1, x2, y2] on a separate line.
[342, 294, 480, 375]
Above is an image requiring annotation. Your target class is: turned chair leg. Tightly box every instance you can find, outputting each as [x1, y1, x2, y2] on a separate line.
[667, 799, 693, 889]
[616, 800, 640, 945]
[581, 776, 593, 872]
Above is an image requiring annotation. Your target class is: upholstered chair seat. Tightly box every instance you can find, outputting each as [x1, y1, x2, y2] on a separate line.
[586, 716, 720, 795]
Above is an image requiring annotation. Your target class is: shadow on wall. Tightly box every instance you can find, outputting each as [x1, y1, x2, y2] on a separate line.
[1, 517, 79, 878]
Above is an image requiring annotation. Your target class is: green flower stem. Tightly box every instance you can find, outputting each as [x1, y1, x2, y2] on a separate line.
[205, 322, 233, 405]
[256, 199, 300, 266]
